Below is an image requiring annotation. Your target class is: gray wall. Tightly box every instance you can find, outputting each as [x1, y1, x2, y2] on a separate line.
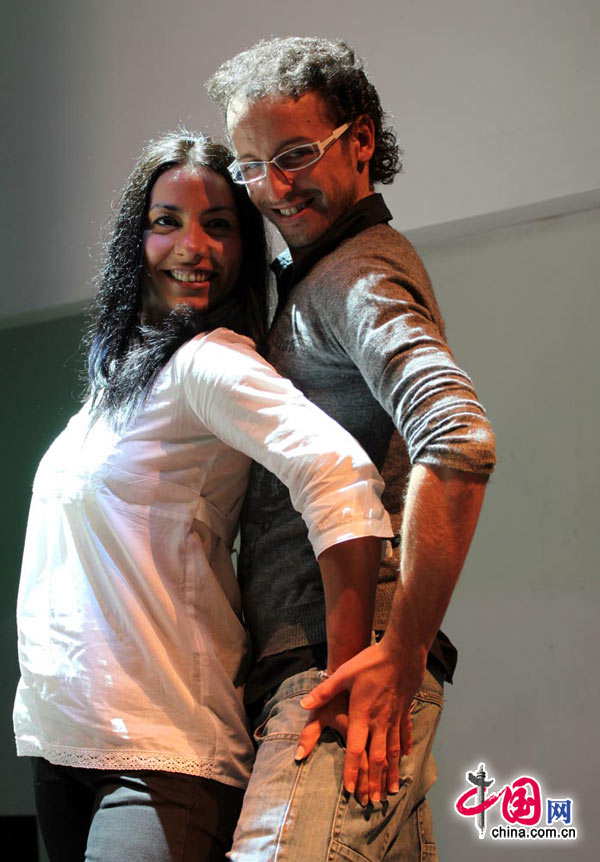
[418, 206, 598, 861]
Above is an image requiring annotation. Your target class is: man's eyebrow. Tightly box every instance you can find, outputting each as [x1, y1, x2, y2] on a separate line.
[237, 137, 312, 161]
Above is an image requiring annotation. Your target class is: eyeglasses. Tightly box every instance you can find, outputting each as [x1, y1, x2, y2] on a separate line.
[228, 122, 351, 185]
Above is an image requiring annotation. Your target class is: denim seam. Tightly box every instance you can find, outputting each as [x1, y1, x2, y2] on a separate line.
[328, 777, 349, 861]
[328, 776, 410, 862]
[412, 689, 444, 709]
[329, 837, 372, 862]
[274, 756, 306, 861]
[416, 800, 438, 861]
[276, 685, 315, 704]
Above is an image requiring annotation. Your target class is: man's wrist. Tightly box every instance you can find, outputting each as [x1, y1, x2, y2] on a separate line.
[379, 630, 428, 672]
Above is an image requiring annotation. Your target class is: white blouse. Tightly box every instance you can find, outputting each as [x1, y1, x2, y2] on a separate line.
[13, 329, 392, 788]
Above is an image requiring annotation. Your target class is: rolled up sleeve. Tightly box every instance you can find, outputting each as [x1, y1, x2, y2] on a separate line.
[329, 250, 496, 476]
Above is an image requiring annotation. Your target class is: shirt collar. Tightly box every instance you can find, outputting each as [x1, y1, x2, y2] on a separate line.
[271, 193, 393, 293]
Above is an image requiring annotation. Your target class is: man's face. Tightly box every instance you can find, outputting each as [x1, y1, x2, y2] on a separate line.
[227, 91, 373, 251]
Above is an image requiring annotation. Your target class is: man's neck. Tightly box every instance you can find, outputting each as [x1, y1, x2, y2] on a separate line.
[275, 193, 393, 291]
[288, 192, 377, 264]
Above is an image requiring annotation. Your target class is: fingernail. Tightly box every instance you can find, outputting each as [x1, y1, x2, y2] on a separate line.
[389, 782, 399, 794]
[294, 745, 306, 761]
[371, 791, 380, 803]
[300, 696, 314, 709]
[361, 794, 369, 807]
[346, 781, 355, 795]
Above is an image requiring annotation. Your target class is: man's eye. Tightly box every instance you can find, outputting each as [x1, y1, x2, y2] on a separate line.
[240, 162, 263, 179]
[277, 147, 312, 168]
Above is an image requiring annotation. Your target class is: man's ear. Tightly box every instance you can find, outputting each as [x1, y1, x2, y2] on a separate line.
[352, 115, 376, 168]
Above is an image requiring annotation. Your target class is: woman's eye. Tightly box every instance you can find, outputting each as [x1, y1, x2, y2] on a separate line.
[206, 218, 233, 230]
[153, 214, 179, 228]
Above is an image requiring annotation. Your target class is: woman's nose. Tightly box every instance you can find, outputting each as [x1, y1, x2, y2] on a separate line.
[177, 225, 211, 258]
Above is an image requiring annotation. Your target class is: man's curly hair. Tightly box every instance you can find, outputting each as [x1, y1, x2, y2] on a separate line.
[206, 37, 402, 185]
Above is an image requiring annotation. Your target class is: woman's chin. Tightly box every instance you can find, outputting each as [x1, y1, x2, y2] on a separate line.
[173, 297, 209, 314]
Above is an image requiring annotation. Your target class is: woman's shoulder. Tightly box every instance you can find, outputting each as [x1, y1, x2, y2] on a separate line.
[171, 327, 261, 385]
[174, 327, 256, 362]
[177, 326, 255, 352]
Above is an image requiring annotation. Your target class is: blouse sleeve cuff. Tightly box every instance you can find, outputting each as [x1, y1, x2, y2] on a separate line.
[308, 513, 394, 559]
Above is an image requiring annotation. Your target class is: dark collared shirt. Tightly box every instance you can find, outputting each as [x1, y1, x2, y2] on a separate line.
[245, 194, 456, 713]
[272, 193, 393, 302]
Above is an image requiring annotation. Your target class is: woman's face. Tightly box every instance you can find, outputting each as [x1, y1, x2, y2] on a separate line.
[142, 166, 243, 321]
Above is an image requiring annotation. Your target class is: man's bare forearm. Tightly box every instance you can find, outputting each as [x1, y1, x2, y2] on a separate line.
[381, 462, 488, 669]
[300, 461, 489, 799]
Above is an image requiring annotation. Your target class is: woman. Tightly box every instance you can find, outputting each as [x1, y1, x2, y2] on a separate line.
[13, 131, 391, 861]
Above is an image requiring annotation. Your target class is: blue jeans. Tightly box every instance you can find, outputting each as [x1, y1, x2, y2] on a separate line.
[33, 758, 244, 861]
[228, 668, 443, 861]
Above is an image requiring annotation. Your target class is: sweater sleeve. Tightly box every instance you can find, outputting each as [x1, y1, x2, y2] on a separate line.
[176, 329, 393, 557]
[318, 232, 496, 475]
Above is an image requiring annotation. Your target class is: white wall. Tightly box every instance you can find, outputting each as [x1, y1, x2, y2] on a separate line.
[3, 0, 599, 319]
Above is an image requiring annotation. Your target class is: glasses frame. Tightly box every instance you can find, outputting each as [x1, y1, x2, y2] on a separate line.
[228, 122, 351, 185]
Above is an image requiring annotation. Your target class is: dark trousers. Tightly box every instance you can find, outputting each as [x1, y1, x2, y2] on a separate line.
[33, 758, 244, 862]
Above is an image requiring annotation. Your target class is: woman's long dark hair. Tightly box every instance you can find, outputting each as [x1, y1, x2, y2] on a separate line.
[85, 130, 270, 425]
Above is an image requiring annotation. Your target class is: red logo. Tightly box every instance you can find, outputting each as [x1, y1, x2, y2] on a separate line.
[455, 763, 542, 838]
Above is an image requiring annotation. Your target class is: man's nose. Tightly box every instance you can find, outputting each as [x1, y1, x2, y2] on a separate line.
[261, 162, 294, 201]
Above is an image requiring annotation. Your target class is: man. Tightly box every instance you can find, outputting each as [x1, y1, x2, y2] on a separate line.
[207, 37, 495, 860]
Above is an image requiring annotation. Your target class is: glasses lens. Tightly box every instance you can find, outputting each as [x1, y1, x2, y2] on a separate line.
[236, 162, 265, 184]
[275, 144, 320, 172]
[228, 163, 246, 184]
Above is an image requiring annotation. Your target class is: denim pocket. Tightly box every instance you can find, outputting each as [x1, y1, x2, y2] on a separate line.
[252, 685, 314, 745]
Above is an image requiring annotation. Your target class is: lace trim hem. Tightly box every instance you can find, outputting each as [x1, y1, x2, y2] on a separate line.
[16, 740, 216, 780]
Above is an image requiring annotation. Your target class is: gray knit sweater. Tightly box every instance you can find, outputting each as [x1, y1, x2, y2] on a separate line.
[239, 214, 495, 664]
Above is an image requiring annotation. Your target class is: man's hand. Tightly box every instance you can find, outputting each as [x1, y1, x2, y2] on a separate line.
[295, 639, 425, 802]
[299, 465, 488, 804]
[295, 690, 376, 806]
